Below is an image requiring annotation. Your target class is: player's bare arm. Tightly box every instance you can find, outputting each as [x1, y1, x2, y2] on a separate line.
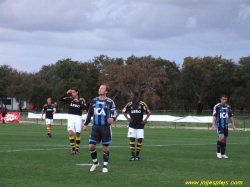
[108, 118, 114, 123]
[41, 110, 44, 120]
[211, 116, 216, 131]
[83, 125, 88, 132]
[141, 113, 151, 125]
[230, 116, 236, 131]
[123, 113, 133, 122]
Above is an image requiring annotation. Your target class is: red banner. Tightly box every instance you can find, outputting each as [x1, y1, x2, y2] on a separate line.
[0, 112, 20, 123]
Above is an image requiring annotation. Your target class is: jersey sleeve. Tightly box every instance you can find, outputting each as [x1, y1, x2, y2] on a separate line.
[84, 100, 94, 126]
[110, 100, 117, 120]
[228, 106, 233, 118]
[52, 104, 56, 111]
[59, 93, 69, 103]
[80, 98, 87, 111]
[141, 102, 151, 114]
[213, 105, 218, 117]
[122, 103, 130, 113]
[42, 104, 46, 111]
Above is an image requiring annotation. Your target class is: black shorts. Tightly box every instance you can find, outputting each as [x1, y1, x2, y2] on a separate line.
[2, 113, 6, 117]
[217, 127, 228, 138]
[89, 125, 112, 144]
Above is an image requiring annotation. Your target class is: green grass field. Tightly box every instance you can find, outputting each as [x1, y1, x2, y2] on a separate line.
[0, 123, 249, 187]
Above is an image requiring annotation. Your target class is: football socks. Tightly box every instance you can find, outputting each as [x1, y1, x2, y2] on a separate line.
[75, 136, 81, 152]
[69, 136, 75, 151]
[130, 142, 135, 157]
[136, 142, 143, 156]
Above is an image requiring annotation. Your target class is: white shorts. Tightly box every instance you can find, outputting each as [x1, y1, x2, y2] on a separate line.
[67, 114, 82, 133]
[45, 119, 53, 125]
[127, 127, 144, 139]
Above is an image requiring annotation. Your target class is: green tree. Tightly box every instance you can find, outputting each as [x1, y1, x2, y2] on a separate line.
[0, 65, 18, 104]
[231, 55, 250, 113]
[181, 56, 236, 114]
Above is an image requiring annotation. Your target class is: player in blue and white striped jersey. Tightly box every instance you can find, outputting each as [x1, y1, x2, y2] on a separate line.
[84, 84, 117, 173]
[211, 94, 236, 159]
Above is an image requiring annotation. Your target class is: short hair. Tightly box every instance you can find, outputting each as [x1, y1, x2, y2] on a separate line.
[47, 97, 52, 100]
[220, 94, 228, 99]
[131, 91, 139, 97]
[101, 84, 110, 94]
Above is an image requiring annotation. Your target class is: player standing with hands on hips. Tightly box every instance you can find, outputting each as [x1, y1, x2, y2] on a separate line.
[123, 91, 151, 161]
[41, 98, 56, 137]
[59, 87, 86, 155]
[84, 84, 117, 173]
[211, 94, 236, 158]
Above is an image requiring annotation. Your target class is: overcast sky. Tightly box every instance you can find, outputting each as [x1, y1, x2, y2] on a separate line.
[0, 0, 249, 72]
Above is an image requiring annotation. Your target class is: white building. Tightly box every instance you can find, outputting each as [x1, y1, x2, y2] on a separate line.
[0, 97, 29, 110]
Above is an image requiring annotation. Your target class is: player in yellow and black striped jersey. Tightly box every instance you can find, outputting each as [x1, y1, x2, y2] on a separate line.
[59, 87, 86, 155]
[41, 98, 56, 137]
[123, 91, 151, 161]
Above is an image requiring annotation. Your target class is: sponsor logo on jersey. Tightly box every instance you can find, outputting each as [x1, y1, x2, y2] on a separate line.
[70, 103, 80, 108]
[94, 107, 106, 115]
[220, 112, 228, 118]
[131, 110, 141, 113]
[98, 102, 104, 105]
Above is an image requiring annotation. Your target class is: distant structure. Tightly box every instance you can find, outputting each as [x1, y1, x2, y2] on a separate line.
[0, 97, 29, 110]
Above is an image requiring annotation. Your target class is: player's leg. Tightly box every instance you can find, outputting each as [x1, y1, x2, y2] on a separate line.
[47, 124, 52, 137]
[221, 129, 228, 158]
[2, 114, 6, 123]
[128, 127, 136, 161]
[75, 116, 82, 154]
[216, 127, 224, 158]
[102, 144, 109, 172]
[135, 129, 144, 160]
[68, 115, 76, 154]
[46, 119, 52, 137]
[101, 125, 112, 172]
[89, 126, 101, 172]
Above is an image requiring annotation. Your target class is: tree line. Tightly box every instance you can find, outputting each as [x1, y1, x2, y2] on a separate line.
[0, 54, 249, 114]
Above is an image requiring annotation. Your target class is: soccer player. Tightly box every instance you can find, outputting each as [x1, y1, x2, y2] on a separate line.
[59, 87, 86, 155]
[122, 91, 151, 161]
[83, 84, 117, 173]
[1, 103, 8, 124]
[211, 94, 236, 158]
[41, 98, 56, 137]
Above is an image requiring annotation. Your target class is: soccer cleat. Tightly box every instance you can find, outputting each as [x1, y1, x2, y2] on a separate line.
[216, 152, 222, 158]
[70, 150, 76, 155]
[75, 150, 80, 154]
[47, 133, 52, 137]
[135, 156, 141, 161]
[102, 167, 108, 173]
[221, 154, 228, 158]
[128, 156, 136, 161]
[90, 163, 99, 172]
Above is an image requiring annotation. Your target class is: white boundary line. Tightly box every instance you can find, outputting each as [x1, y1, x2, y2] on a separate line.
[0, 142, 249, 153]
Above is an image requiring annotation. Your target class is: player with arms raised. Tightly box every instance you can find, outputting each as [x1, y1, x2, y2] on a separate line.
[59, 87, 86, 155]
[123, 91, 151, 161]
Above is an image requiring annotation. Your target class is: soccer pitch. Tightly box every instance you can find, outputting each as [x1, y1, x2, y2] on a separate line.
[0, 124, 249, 187]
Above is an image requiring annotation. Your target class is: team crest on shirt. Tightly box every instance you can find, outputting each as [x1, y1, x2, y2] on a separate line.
[138, 105, 141, 109]
[105, 105, 108, 108]
[131, 107, 133, 109]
